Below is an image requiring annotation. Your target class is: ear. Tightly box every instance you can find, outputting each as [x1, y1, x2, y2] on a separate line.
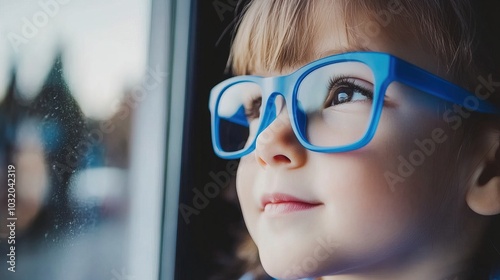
[466, 132, 500, 216]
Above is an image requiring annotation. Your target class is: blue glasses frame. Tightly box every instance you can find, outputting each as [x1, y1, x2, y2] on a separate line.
[209, 51, 500, 159]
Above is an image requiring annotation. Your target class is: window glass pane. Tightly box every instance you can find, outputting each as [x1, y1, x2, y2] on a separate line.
[0, 1, 152, 279]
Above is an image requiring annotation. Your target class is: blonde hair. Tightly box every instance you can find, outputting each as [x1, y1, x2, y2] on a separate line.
[229, 0, 499, 94]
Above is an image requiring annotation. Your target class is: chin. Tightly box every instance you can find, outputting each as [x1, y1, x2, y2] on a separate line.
[259, 251, 302, 279]
[258, 249, 331, 280]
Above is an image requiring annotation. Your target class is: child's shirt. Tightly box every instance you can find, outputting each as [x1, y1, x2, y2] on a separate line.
[238, 272, 313, 280]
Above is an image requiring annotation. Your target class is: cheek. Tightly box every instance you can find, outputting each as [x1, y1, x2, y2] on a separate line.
[235, 155, 260, 238]
[375, 83, 457, 190]
[311, 150, 418, 262]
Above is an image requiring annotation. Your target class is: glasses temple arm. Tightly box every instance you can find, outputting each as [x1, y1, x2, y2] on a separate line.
[392, 58, 500, 114]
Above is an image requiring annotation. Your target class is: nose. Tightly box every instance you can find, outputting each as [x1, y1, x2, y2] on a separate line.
[254, 97, 307, 169]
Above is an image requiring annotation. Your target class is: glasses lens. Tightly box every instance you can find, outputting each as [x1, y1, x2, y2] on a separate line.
[295, 62, 375, 148]
[216, 81, 263, 153]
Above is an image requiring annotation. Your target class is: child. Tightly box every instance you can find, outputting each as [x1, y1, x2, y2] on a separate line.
[209, 0, 500, 279]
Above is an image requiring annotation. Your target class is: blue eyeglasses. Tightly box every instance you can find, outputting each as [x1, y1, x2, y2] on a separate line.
[209, 51, 500, 159]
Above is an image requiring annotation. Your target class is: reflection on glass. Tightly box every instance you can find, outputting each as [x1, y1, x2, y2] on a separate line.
[0, 0, 151, 279]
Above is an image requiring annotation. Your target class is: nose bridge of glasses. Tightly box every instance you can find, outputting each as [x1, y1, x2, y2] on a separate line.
[262, 74, 288, 97]
[257, 75, 288, 127]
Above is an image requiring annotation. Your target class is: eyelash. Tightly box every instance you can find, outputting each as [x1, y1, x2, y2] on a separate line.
[327, 75, 374, 100]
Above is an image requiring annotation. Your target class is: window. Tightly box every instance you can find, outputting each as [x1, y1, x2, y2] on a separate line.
[0, 0, 172, 279]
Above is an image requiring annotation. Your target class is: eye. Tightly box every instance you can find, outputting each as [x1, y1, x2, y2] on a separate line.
[325, 76, 373, 107]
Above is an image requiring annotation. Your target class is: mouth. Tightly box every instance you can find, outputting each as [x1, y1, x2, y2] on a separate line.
[260, 193, 322, 215]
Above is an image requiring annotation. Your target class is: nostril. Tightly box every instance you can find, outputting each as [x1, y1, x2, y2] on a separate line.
[273, 155, 291, 163]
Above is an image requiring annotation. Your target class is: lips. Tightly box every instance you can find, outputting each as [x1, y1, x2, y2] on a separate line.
[260, 193, 322, 215]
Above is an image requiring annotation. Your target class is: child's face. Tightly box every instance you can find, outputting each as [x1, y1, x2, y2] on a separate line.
[235, 6, 470, 279]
